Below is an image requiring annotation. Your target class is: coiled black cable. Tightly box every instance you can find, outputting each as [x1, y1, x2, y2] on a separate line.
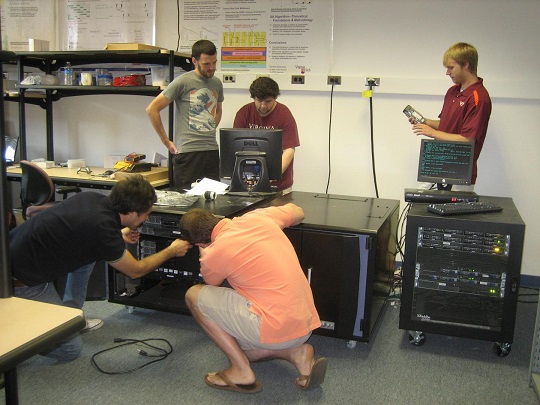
[91, 338, 173, 375]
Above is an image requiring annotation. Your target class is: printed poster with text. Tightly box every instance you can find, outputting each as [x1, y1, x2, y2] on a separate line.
[0, 0, 56, 51]
[180, 0, 334, 75]
[61, 0, 155, 50]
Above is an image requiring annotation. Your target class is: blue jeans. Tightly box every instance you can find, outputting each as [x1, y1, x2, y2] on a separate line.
[14, 263, 95, 362]
[63, 262, 95, 309]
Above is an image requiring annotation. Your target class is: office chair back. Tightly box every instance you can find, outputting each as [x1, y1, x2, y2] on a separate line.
[19, 160, 82, 220]
[20, 160, 55, 219]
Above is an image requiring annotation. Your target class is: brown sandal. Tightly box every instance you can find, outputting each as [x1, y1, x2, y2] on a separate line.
[204, 371, 263, 394]
[295, 358, 328, 390]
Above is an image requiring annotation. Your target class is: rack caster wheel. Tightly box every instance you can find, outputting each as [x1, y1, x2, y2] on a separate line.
[347, 340, 357, 349]
[408, 331, 426, 346]
[125, 305, 135, 314]
[493, 342, 511, 357]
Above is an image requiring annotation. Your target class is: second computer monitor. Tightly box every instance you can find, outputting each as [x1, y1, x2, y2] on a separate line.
[417, 139, 474, 188]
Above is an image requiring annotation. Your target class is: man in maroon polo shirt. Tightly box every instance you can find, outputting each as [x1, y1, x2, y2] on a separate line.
[410, 42, 492, 190]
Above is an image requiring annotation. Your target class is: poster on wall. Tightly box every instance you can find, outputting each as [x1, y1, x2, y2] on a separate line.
[0, 0, 56, 51]
[180, 0, 334, 75]
[60, 0, 156, 50]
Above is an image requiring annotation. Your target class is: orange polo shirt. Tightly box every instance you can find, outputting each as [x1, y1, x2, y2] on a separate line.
[200, 205, 321, 344]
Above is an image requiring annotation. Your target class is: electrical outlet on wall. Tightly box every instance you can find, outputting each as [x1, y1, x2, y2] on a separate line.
[291, 75, 305, 84]
[365, 77, 381, 86]
[327, 76, 341, 85]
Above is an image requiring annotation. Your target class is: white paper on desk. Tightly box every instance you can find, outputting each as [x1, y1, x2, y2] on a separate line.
[187, 177, 229, 195]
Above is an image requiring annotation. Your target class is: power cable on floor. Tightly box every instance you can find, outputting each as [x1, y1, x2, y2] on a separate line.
[91, 338, 173, 375]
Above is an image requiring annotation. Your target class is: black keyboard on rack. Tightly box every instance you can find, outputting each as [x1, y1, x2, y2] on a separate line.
[427, 201, 503, 216]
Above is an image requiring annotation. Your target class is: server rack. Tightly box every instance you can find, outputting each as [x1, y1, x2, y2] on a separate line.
[399, 196, 525, 356]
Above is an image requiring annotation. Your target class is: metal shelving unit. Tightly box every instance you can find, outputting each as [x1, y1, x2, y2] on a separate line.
[9, 50, 193, 164]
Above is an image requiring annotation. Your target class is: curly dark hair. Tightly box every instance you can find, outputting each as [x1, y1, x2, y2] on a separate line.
[107, 175, 156, 215]
[249, 77, 280, 100]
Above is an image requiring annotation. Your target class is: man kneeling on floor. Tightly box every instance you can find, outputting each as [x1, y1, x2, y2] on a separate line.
[181, 203, 328, 393]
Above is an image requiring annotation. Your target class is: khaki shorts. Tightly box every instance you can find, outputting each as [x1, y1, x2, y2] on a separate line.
[198, 285, 311, 351]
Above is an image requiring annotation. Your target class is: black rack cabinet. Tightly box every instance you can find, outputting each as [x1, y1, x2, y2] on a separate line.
[108, 192, 400, 347]
[262, 192, 400, 345]
[399, 196, 525, 356]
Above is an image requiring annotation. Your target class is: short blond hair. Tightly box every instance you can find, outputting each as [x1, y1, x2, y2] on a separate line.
[443, 42, 478, 75]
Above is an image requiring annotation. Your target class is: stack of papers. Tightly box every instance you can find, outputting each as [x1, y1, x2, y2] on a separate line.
[186, 178, 229, 195]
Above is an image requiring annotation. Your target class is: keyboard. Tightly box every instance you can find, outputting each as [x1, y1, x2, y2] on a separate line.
[427, 201, 503, 216]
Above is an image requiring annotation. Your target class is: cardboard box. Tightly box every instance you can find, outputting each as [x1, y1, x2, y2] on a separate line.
[34, 160, 54, 169]
[29, 39, 50, 51]
[105, 43, 166, 51]
[114, 167, 168, 183]
[67, 159, 86, 169]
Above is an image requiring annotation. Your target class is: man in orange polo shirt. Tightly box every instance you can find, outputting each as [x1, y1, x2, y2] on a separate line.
[181, 203, 327, 393]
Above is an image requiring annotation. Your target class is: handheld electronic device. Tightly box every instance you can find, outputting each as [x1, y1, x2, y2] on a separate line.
[403, 105, 426, 124]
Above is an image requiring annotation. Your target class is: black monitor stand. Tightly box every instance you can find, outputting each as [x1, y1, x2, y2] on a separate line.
[436, 183, 453, 191]
[229, 152, 272, 194]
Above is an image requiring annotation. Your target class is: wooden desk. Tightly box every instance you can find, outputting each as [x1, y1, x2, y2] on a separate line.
[6, 166, 169, 190]
[0, 297, 85, 404]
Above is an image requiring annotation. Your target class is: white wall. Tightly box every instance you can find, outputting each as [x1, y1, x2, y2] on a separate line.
[5, 0, 540, 278]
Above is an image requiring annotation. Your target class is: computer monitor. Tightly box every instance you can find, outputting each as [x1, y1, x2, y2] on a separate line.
[4, 136, 18, 166]
[417, 139, 474, 189]
[219, 128, 283, 193]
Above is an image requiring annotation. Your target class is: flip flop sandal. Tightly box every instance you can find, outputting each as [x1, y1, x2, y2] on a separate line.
[204, 371, 263, 394]
[295, 357, 328, 390]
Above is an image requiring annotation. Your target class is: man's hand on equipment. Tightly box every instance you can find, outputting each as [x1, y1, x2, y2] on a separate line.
[171, 239, 193, 256]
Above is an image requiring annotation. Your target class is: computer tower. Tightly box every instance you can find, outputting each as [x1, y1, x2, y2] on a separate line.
[399, 196, 525, 354]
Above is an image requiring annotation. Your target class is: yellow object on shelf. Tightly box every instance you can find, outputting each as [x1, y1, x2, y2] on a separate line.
[113, 161, 132, 171]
